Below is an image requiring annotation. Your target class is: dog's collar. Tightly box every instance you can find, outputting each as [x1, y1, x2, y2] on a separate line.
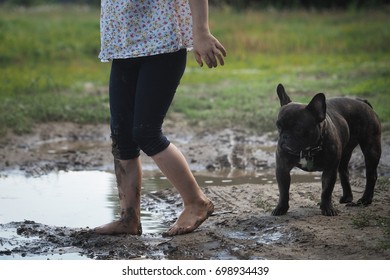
[284, 123, 324, 171]
[299, 141, 323, 159]
[285, 125, 324, 159]
[286, 138, 322, 171]
[285, 142, 323, 158]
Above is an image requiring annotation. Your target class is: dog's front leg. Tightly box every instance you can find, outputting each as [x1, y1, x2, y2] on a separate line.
[272, 155, 292, 216]
[320, 168, 338, 216]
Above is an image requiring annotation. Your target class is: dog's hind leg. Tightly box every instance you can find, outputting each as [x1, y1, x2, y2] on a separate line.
[338, 142, 358, 204]
[358, 137, 381, 206]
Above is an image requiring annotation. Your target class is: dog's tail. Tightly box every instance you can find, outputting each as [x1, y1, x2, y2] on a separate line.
[357, 98, 373, 109]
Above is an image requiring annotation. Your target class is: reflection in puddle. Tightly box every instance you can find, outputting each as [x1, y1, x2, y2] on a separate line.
[0, 169, 319, 259]
[0, 170, 171, 232]
[0, 171, 317, 232]
[0, 169, 320, 232]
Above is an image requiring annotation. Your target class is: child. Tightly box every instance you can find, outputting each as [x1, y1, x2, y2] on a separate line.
[95, 0, 226, 236]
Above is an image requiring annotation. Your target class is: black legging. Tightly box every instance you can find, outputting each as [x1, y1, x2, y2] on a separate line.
[109, 49, 187, 159]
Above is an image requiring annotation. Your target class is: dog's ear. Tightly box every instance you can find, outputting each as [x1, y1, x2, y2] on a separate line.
[277, 84, 292, 106]
[306, 93, 326, 123]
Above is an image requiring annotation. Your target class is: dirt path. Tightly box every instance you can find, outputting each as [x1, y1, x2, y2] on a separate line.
[1, 121, 390, 259]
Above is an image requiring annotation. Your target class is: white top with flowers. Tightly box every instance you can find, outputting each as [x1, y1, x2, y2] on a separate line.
[99, 0, 193, 62]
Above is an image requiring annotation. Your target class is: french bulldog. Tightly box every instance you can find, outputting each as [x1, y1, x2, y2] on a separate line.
[272, 84, 381, 216]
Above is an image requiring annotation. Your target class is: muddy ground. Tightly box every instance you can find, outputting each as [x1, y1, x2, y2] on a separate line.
[1, 119, 390, 260]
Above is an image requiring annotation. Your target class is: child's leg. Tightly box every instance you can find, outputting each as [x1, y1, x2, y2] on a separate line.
[152, 144, 214, 236]
[135, 49, 214, 235]
[94, 158, 142, 235]
[95, 59, 142, 235]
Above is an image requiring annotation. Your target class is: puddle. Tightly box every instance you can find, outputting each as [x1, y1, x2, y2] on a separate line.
[0, 170, 173, 260]
[0, 169, 320, 260]
[0, 170, 173, 232]
[0, 169, 320, 227]
[0, 169, 321, 230]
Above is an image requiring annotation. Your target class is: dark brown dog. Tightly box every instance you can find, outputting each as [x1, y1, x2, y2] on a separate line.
[272, 84, 381, 216]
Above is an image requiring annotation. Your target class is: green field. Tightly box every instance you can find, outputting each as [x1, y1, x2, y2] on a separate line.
[1, 5, 389, 135]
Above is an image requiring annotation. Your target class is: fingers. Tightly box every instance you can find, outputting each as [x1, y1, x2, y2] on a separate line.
[207, 49, 226, 68]
[211, 40, 227, 67]
[194, 52, 203, 67]
[195, 46, 226, 68]
[207, 53, 217, 68]
[214, 47, 225, 66]
[216, 42, 227, 58]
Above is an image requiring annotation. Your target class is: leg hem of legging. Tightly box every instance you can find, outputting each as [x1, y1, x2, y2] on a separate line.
[145, 142, 171, 157]
[112, 152, 141, 160]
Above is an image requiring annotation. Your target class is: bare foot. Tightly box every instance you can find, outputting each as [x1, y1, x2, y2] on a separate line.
[94, 219, 142, 235]
[163, 200, 214, 236]
[94, 206, 142, 235]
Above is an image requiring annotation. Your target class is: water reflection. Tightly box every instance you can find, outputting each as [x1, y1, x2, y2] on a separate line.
[0, 171, 114, 229]
[0, 170, 173, 233]
[0, 169, 321, 234]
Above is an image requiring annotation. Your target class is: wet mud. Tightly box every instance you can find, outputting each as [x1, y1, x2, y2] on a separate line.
[1, 121, 390, 259]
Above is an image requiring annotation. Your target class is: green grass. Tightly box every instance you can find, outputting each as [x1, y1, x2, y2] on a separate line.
[1, 5, 390, 134]
[0, 5, 110, 134]
[178, 8, 390, 131]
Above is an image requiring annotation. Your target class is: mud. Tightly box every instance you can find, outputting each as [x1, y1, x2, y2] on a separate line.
[1, 120, 390, 260]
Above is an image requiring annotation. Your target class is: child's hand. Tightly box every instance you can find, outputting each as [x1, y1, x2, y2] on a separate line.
[192, 32, 226, 68]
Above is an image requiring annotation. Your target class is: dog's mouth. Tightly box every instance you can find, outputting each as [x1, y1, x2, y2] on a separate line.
[280, 143, 303, 156]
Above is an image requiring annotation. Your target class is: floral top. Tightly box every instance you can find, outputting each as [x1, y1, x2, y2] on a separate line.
[99, 0, 193, 62]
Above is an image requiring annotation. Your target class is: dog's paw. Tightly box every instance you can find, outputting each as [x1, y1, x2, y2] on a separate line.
[339, 195, 353, 204]
[320, 204, 338, 216]
[356, 197, 373, 206]
[271, 204, 289, 216]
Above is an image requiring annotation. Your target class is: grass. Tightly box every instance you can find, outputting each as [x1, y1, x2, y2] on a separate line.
[0, 5, 110, 134]
[178, 8, 390, 131]
[351, 207, 390, 250]
[0, 5, 390, 135]
[351, 177, 390, 249]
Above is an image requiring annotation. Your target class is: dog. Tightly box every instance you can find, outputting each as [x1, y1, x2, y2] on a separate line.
[272, 84, 381, 216]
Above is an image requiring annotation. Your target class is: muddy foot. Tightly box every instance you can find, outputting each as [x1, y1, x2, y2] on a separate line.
[163, 200, 214, 237]
[94, 220, 142, 235]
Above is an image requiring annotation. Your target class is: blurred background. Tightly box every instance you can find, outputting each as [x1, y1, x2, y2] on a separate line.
[1, 0, 389, 260]
[0, 0, 389, 135]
